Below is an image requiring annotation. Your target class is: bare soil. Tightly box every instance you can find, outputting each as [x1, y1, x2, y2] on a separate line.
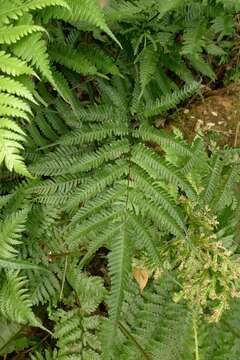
[160, 82, 240, 148]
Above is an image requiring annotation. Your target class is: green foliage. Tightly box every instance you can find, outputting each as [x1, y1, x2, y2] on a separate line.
[0, 0, 240, 359]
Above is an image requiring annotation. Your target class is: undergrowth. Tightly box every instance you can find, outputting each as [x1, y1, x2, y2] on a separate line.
[0, 1, 240, 359]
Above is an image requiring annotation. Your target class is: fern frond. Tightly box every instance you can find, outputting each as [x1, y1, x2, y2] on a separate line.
[0, 210, 27, 259]
[59, 122, 129, 146]
[50, 45, 98, 76]
[201, 154, 223, 205]
[69, 139, 130, 174]
[0, 76, 36, 102]
[104, 220, 132, 358]
[131, 166, 186, 233]
[0, 318, 22, 356]
[66, 268, 106, 313]
[129, 188, 185, 237]
[69, 184, 125, 227]
[138, 46, 158, 99]
[13, 33, 53, 81]
[132, 143, 197, 200]
[0, 93, 31, 115]
[67, 209, 120, 248]
[0, 50, 33, 76]
[128, 214, 161, 266]
[42, 0, 121, 47]
[181, 23, 206, 55]
[188, 55, 216, 79]
[0, 25, 45, 44]
[144, 82, 200, 117]
[0, 0, 69, 24]
[0, 119, 32, 177]
[133, 125, 192, 157]
[212, 165, 240, 211]
[0, 271, 42, 327]
[78, 43, 121, 76]
[29, 270, 60, 305]
[65, 161, 128, 210]
[53, 308, 101, 359]
[79, 227, 118, 268]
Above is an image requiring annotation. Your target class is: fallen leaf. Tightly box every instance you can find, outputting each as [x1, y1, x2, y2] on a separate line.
[133, 267, 149, 293]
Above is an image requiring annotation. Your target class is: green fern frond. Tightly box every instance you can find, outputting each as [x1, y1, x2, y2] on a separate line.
[79, 227, 118, 268]
[181, 23, 206, 55]
[0, 318, 22, 356]
[42, 0, 121, 47]
[129, 188, 185, 237]
[132, 143, 197, 200]
[13, 32, 53, 81]
[134, 125, 192, 157]
[30, 349, 56, 360]
[65, 161, 129, 210]
[0, 93, 32, 115]
[29, 270, 60, 305]
[78, 44, 121, 76]
[0, 209, 28, 259]
[144, 82, 200, 117]
[104, 220, 132, 359]
[50, 45, 98, 76]
[128, 214, 161, 266]
[131, 166, 186, 233]
[0, 76, 36, 102]
[0, 119, 32, 177]
[59, 122, 129, 146]
[212, 164, 240, 211]
[201, 154, 223, 205]
[69, 139, 130, 174]
[0, 0, 69, 24]
[188, 55, 216, 79]
[53, 308, 101, 359]
[69, 184, 125, 227]
[0, 50, 33, 76]
[0, 271, 42, 327]
[0, 25, 46, 44]
[138, 46, 158, 99]
[67, 209, 120, 248]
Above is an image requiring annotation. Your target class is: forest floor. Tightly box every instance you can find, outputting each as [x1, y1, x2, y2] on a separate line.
[160, 81, 240, 148]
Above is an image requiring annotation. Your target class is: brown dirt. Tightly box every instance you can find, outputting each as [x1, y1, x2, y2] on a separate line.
[159, 82, 240, 148]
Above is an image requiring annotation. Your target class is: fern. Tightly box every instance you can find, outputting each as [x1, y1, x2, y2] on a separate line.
[144, 82, 200, 117]
[0, 1, 240, 359]
[41, 0, 121, 47]
[0, 271, 42, 327]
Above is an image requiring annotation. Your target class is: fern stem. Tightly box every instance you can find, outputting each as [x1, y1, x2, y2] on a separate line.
[60, 256, 68, 301]
[193, 312, 199, 360]
[118, 321, 152, 360]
